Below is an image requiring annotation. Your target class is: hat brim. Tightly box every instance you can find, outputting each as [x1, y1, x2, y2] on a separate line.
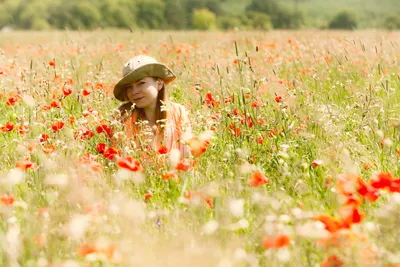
[113, 63, 176, 102]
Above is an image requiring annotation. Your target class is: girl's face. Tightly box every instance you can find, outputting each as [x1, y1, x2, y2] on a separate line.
[125, 77, 163, 108]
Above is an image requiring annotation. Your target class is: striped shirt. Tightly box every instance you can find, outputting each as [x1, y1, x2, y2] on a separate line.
[121, 101, 192, 158]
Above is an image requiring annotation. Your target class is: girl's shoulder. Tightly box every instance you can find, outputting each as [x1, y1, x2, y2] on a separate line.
[167, 101, 189, 118]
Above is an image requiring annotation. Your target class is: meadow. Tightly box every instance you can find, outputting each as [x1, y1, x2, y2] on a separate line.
[0, 29, 400, 267]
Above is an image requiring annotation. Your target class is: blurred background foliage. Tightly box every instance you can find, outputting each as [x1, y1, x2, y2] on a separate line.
[0, 0, 399, 31]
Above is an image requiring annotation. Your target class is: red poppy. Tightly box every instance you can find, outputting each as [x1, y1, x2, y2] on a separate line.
[176, 158, 191, 171]
[6, 97, 17, 106]
[82, 88, 91, 96]
[275, 96, 282, 103]
[314, 215, 342, 233]
[96, 124, 113, 138]
[248, 171, 268, 187]
[17, 125, 29, 135]
[357, 178, 379, 202]
[16, 159, 34, 170]
[0, 122, 14, 132]
[257, 136, 265, 144]
[103, 147, 120, 160]
[144, 192, 152, 203]
[79, 153, 102, 173]
[162, 171, 178, 181]
[116, 156, 143, 172]
[50, 101, 60, 108]
[42, 145, 56, 155]
[370, 172, 393, 189]
[1, 193, 15, 206]
[157, 145, 169, 155]
[205, 92, 218, 108]
[51, 121, 64, 132]
[48, 60, 55, 67]
[262, 234, 290, 249]
[252, 101, 263, 107]
[77, 243, 97, 257]
[187, 138, 210, 158]
[97, 143, 106, 154]
[320, 255, 344, 267]
[39, 134, 49, 143]
[62, 86, 72, 96]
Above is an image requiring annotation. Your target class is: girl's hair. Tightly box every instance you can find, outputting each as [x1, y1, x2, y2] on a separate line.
[118, 77, 168, 136]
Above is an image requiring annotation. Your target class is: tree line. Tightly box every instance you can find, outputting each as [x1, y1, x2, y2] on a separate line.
[0, 0, 399, 31]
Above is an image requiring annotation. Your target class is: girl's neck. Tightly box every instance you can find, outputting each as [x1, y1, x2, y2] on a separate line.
[143, 100, 158, 127]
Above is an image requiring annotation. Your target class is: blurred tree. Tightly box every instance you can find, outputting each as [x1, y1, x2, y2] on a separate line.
[246, 0, 278, 14]
[191, 8, 216, 30]
[217, 15, 242, 30]
[164, 0, 187, 29]
[245, 11, 272, 30]
[70, 1, 102, 29]
[48, 0, 102, 29]
[328, 10, 357, 29]
[98, 0, 136, 28]
[0, 4, 12, 27]
[136, 0, 166, 29]
[17, 0, 51, 29]
[273, 7, 304, 29]
[383, 15, 400, 30]
[187, 0, 223, 16]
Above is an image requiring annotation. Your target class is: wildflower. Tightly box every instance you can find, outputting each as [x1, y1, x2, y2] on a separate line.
[48, 60, 55, 67]
[42, 145, 56, 155]
[262, 234, 290, 249]
[205, 92, 218, 108]
[103, 147, 120, 160]
[1, 193, 15, 206]
[320, 255, 344, 267]
[0, 122, 14, 132]
[257, 136, 265, 144]
[314, 215, 342, 233]
[144, 192, 152, 203]
[17, 125, 29, 135]
[162, 171, 178, 181]
[16, 159, 34, 170]
[233, 59, 238, 65]
[96, 124, 113, 137]
[116, 156, 143, 172]
[51, 121, 64, 132]
[82, 88, 91, 96]
[275, 96, 282, 103]
[312, 160, 323, 168]
[62, 86, 72, 96]
[357, 178, 379, 202]
[97, 143, 106, 154]
[157, 145, 169, 155]
[77, 243, 97, 257]
[39, 134, 49, 143]
[50, 101, 60, 108]
[79, 153, 102, 172]
[176, 158, 191, 171]
[248, 171, 268, 187]
[370, 172, 393, 189]
[6, 97, 17, 106]
[252, 101, 263, 107]
[187, 137, 210, 158]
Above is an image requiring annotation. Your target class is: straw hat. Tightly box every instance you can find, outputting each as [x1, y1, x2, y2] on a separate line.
[113, 55, 176, 102]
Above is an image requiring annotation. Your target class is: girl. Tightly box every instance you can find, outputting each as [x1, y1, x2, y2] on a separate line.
[114, 55, 192, 158]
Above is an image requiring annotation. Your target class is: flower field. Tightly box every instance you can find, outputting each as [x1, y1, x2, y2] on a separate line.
[1, 30, 400, 267]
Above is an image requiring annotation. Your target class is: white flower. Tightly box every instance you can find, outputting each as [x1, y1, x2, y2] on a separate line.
[202, 220, 219, 235]
[229, 199, 244, 218]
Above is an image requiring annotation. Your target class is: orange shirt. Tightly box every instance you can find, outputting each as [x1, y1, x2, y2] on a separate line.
[123, 102, 192, 158]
